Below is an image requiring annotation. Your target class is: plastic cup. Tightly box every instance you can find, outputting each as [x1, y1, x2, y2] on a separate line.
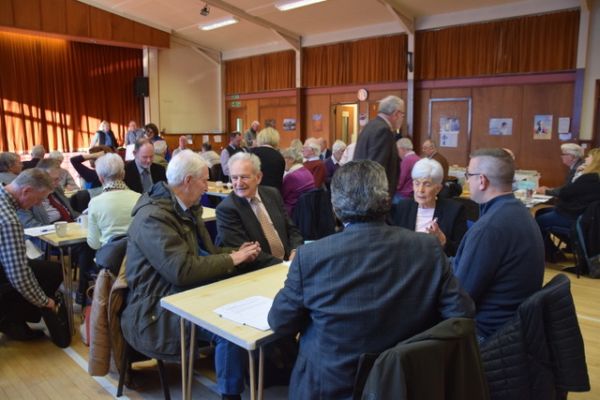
[55, 221, 68, 237]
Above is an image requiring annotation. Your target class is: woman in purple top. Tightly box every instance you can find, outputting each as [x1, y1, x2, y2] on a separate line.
[281, 147, 315, 217]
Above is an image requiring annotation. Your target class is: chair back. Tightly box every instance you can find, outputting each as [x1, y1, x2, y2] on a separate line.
[209, 163, 224, 182]
[69, 189, 91, 213]
[95, 235, 128, 276]
[292, 188, 335, 240]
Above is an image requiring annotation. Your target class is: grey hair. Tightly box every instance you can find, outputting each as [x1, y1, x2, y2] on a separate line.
[378, 95, 404, 115]
[304, 138, 321, 156]
[0, 152, 20, 172]
[31, 145, 45, 158]
[281, 147, 303, 164]
[256, 127, 280, 147]
[332, 140, 347, 153]
[411, 158, 443, 184]
[11, 168, 53, 191]
[153, 140, 168, 156]
[331, 160, 390, 223]
[35, 158, 61, 171]
[228, 152, 261, 174]
[396, 138, 413, 150]
[47, 150, 64, 162]
[95, 153, 125, 182]
[470, 148, 515, 188]
[561, 143, 584, 159]
[167, 150, 208, 186]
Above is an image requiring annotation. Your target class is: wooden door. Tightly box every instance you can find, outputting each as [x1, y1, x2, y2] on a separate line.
[333, 104, 357, 144]
[228, 108, 246, 134]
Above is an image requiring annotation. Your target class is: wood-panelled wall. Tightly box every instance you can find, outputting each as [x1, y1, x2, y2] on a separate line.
[416, 9, 579, 80]
[225, 50, 296, 95]
[0, 0, 170, 48]
[302, 34, 407, 88]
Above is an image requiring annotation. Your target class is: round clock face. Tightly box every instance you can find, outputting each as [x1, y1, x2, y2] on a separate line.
[357, 88, 368, 101]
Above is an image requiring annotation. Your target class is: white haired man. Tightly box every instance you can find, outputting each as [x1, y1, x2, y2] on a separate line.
[393, 137, 420, 203]
[536, 143, 584, 196]
[324, 139, 346, 183]
[302, 138, 327, 188]
[354, 95, 405, 195]
[122, 150, 260, 400]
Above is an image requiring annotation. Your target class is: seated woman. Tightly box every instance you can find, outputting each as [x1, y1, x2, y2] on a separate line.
[281, 147, 315, 217]
[537, 148, 600, 260]
[47, 150, 79, 191]
[87, 153, 141, 250]
[390, 158, 467, 256]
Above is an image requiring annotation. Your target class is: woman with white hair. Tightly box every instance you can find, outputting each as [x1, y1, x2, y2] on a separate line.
[281, 147, 316, 216]
[47, 150, 79, 191]
[86, 153, 141, 250]
[390, 158, 467, 256]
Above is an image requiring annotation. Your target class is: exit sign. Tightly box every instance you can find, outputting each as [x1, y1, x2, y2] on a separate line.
[231, 101, 241, 107]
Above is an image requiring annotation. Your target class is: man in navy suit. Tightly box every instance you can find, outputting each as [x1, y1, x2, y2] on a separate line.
[216, 152, 303, 270]
[268, 160, 474, 400]
[354, 95, 404, 196]
[123, 138, 166, 193]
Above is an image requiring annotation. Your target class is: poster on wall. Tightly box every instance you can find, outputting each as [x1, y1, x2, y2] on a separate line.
[264, 119, 276, 129]
[439, 117, 459, 148]
[533, 115, 552, 140]
[489, 118, 513, 136]
[283, 118, 296, 131]
[312, 114, 322, 132]
[558, 117, 572, 141]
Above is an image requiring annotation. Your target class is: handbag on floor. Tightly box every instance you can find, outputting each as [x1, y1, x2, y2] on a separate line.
[40, 291, 71, 348]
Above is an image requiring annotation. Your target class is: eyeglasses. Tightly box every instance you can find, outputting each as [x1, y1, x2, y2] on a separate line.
[464, 171, 482, 180]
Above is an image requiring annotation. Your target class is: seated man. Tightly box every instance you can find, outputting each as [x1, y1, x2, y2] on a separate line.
[124, 138, 167, 194]
[453, 148, 545, 341]
[22, 144, 46, 170]
[0, 169, 63, 342]
[268, 160, 474, 400]
[216, 152, 303, 269]
[121, 150, 260, 400]
[302, 138, 327, 188]
[70, 146, 112, 189]
[0, 151, 23, 185]
[18, 159, 96, 306]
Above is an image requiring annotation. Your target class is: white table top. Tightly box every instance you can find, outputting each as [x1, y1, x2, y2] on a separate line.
[160, 263, 289, 350]
[38, 222, 88, 247]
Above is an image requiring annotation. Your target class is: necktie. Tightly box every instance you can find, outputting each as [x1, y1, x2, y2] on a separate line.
[47, 194, 73, 222]
[141, 168, 152, 192]
[252, 197, 285, 259]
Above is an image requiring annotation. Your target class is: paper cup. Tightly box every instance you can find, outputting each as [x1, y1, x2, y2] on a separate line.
[55, 221, 68, 237]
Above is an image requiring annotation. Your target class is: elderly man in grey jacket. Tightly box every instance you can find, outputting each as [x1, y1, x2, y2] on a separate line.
[122, 150, 260, 400]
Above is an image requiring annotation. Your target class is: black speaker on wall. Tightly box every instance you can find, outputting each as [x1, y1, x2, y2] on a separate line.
[134, 76, 149, 97]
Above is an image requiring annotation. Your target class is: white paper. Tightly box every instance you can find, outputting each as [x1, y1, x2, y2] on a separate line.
[24, 225, 56, 237]
[214, 296, 273, 331]
[125, 144, 135, 161]
[214, 136, 222, 143]
[558, 117, 570, 134]
[439, 131, 458, 148]
[25, 240, 44, 259]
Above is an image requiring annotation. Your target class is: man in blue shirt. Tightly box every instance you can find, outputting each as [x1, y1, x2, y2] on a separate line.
[453, 148, 545, 341]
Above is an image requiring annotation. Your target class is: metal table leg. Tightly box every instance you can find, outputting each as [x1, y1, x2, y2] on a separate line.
[180, 318, 189, 400]
[258, 347, 264, 400]
[187, 324, 196, 399]
[59, 247, 75, 334]
[248, 350, 256, 400]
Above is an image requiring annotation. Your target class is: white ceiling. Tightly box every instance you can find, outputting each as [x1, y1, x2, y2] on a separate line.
[77, 0, 580, 60]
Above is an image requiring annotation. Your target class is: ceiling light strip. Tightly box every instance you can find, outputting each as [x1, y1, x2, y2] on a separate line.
[275, 0, 326, 12]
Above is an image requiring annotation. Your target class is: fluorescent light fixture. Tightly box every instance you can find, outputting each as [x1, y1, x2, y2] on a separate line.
[199, 17, 238, 31]
[275, 0, 326, 11]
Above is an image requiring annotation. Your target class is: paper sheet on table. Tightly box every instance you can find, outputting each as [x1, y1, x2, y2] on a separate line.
[125, 144, 135, 161]
[214, 296, 273, 331]
[533, 194, 553, 201]
[25, 240, 44, 259]
[24, 225, 56, 237]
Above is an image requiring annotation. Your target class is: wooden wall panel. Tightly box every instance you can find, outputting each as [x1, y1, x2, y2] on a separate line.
[13, 0, 42, 31]
[471, 86, 524, 159]
[89, 7, 111, 41]
[66, 0, 90, 38]
[520, 83, 574, 187]
[0, 0, 14, 26]
[305, 94, 331, 141]
[41, 0, 67, 34]
[1, 0, 168, 48]
[259, 105, 298, 149]
[111, 14, 134, 44]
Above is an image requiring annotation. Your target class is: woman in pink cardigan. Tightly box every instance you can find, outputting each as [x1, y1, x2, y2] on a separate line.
[281, 147, 315, 217]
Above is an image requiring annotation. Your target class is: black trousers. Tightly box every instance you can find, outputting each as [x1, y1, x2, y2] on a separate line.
[0, 259, 62, 325]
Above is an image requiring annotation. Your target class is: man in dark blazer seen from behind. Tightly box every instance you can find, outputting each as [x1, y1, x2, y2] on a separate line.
[216, 152, 303, 270]
[354, 95, 404, 196]
[268, 160, 474, 400]
[124, 138, 167, 194]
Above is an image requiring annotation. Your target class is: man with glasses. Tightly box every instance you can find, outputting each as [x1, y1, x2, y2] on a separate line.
[453, 148, 545, 342]
[354, 95, 404, 196]
[535, 143, 584, 196]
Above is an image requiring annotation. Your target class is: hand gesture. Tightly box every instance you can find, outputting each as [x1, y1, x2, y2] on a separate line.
[230, 242, 261, 266]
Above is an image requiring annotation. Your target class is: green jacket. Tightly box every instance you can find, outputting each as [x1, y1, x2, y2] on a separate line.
[121, 182, 235, 361]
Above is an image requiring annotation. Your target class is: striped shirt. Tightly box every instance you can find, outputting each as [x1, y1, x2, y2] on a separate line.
[0, 185, 49, 307]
